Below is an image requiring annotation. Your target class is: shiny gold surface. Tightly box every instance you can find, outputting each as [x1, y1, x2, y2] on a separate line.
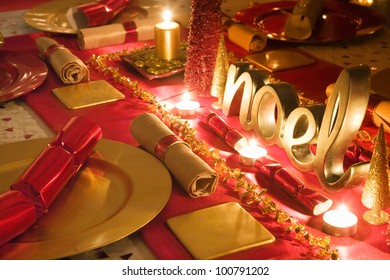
[52, 80, 125, 109]
[0, 138, 172, 259]
[154, 21, 181, 60]
[23, 0, 94, 34]
[246, 49, 315, 72]
[166, 202, 275, 259]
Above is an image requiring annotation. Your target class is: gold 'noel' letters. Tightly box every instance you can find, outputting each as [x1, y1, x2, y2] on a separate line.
[222, 62, 371, 192]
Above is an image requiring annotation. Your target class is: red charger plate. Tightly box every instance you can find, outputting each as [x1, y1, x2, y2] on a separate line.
[0, 50, 48, 102]
[233, 0, 387, 43]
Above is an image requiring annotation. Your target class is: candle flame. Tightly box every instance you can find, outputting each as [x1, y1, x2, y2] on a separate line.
[249, 139, 258, 147]
[182, 92, 191, 101]
[338, 204, 348, 212]
[163, 10, 172, 23]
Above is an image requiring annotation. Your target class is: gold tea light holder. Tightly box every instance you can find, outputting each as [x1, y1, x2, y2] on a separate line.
[238, 140, 267, 167]
[175, 92, 200, 118]
[323, 205, 358, 237]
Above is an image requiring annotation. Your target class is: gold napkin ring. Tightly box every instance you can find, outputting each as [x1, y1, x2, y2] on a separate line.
[154, 134, 189, 161]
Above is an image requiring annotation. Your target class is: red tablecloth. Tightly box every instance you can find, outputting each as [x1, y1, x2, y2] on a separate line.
[2, 30, 390, 260]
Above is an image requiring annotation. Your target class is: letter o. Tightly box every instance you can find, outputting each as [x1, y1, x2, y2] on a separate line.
[250, 83, 299, 147]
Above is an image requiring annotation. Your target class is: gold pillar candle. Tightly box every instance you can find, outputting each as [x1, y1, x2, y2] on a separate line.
[154, 10, 181, 60]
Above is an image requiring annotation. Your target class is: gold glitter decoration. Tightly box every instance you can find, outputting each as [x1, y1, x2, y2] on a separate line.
[86, 49, 339, 260]
[361, 124, 390, 225]
[210, 34, 229, 109]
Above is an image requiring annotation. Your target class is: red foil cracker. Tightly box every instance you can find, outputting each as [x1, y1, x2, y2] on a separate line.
[51, 116, 104, 166]
[196, 108, 248, 151]
[11, 146, 77, 216]
[256, 159, 332, 216]
[0, 116, 102, 247]
[0, 191, 36, 246]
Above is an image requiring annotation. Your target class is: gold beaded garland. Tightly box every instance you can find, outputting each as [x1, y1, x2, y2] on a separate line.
[86, 49, 339, 260]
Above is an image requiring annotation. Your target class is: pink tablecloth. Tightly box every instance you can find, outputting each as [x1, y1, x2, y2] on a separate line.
[2, 31, 390, 260]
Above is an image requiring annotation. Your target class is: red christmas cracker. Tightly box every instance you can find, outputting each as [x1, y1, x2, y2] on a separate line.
[0, 116, 102, 246]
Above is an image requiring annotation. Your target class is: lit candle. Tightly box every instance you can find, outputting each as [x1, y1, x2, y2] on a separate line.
[239, 140, 267, 166]
[154, 10, 181, 60]
[350, 0, 373, 6]
[323, 205, 358, 237]
[175, 92, 201, 118]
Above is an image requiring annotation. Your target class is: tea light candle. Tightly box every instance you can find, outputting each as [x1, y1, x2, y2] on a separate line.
[154, 10, 180, 60]
[239, 140, 267, 166]
[323, 205, 358, 237]
[176, 92, 200, 118]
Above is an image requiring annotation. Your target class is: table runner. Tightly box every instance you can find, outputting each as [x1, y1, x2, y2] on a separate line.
[2, 30, 390, 259]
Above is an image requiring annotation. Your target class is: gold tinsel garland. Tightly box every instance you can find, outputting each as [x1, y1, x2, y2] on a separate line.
[86, 49, 339, 260]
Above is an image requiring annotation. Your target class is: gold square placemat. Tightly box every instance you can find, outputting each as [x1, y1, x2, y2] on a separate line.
[166, 202, 275, 259]
[52, 80, 125, 109]
[246, 49, 316, 72]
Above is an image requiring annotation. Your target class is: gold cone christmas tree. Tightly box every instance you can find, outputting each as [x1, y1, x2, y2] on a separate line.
[210, 34, 229, 109]
[361, 124, 390, 225]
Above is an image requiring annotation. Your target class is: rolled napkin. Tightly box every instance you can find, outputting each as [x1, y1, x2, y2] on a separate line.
[67, 0, 130, 30]
[78, 22, 137, 50]
[77, 17, 159, 50]
[130, 113, 218, 197]
[284, 0, 325, 40]
[223, 17, 267, 52]
[369, 99, 390, 134]
[371, 67, 390, 100]
[0, 116, 102, 246]
[36, 36, 90, 84]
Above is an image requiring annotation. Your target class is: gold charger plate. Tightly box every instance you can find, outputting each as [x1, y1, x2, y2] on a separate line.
[23, 0, 93, 34]
[24, 0, 144, 34]
[0, 138, 172, 259]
